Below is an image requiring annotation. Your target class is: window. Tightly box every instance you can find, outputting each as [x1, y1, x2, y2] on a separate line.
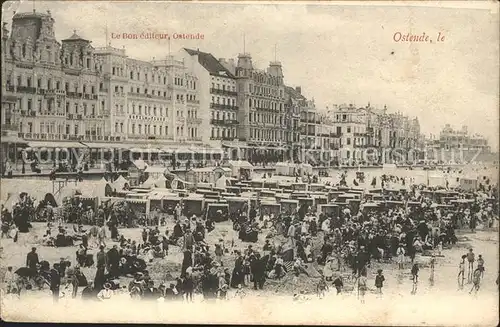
[347, 138, 351, 145]
[347, 127, 351, 133]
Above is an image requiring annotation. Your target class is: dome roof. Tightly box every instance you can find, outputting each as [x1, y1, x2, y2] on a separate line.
[63, 30, 88, 42]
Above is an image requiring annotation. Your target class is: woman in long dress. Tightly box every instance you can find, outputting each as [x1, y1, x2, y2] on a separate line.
[323, 256, 335, 281]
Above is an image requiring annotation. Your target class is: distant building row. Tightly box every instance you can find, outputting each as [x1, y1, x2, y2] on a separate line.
[0, 10, 492, 167]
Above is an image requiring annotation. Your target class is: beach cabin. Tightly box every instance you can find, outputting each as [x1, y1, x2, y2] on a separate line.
[427, 173, 447, 187]
[298, 163, 313, 176]
[206, 203, 229, 222]
[260, 200, 281, 217]
[128, 159, 147, 186]
[308, 183, 325, 192]
[183, 195, 205, 216]
[291, 183, 307, 192]
[280, 199, 299, 213]
[186, 166, 231, 186]
[459, 177, 478, 191]
[223, 160, 254, 180]
[275, 162, 298, 176]
[226, 197, 249, 217]
[318, 204, 339, 216]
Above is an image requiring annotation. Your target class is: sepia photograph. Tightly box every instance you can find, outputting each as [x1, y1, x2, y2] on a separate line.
[0, 0, 499, 325]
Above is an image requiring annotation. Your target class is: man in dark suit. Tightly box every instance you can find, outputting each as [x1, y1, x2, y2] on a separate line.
[106, 245, 120, 278]
[50, 263, 61, 302]
[26, 247, 39, 271]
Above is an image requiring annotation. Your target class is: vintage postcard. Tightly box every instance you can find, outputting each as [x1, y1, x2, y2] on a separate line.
[0, 0, 499, 325]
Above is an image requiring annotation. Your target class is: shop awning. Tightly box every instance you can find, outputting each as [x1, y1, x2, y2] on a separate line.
[127, 146, 163, 153]
[27, 141, 87, 148]
[82, 142, 132, 149]
[0, 135, 29, 145]
[145, 166, 168, 173]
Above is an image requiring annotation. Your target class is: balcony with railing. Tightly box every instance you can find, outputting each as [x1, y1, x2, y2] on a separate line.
[210, 136, 237, 141]
[210, 103, 238, 110]
[210, 88, 238, 97]
[187, 117, 203, 124]
[210, 119, 239, 126]
[38, 111, 66, 117]
[187, 99, 200, 104]
[45, 89, 66, 97]
[66, 91, 82, 98]
[127, 134, 174, 141]
[16, 86, 37, 94]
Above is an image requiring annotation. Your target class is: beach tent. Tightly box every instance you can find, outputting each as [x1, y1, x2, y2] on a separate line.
[133, 159, 147, 170]
[112, 175, 129, 191]
[215, 175, 231, 189]
[74, 178, 111, 198]
[154, 175, 168, 188]
[171, 176, 192, 190]
[1, 179, 53, 203]
[144, 166, 169, 179]
[142, 176, 157, 188]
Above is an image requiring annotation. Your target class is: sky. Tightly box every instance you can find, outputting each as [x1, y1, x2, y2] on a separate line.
[2, 1, 499, 150]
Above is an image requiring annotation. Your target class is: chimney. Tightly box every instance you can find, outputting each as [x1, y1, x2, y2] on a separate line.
[295, 86, 301, 94]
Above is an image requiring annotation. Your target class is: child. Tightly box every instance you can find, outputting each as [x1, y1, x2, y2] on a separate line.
[358, 273, 368, 304]
[458, 254, 466, 289]
[437, 241, 443, 256]
[316, 276, 328, 299]
[467, 248, 475, 282]
[332, 275, 343, 295]
[477, 254, 485, 278]
[375, 269, 385, 296]
[411, 263, 419, 284]
[396, 243, 405, 270]
[469, 268, 481, 295]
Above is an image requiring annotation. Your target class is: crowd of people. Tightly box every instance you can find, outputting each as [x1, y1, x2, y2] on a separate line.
[1, 166, 498, 305]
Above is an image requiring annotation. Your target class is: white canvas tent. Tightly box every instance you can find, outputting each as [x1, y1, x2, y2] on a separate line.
[154, 175, 168, 188]
[112, 175, 129, 191]
[142, 176, 158, 188]
[133, 159, 147, 170]
[215, 175, 231, 189]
